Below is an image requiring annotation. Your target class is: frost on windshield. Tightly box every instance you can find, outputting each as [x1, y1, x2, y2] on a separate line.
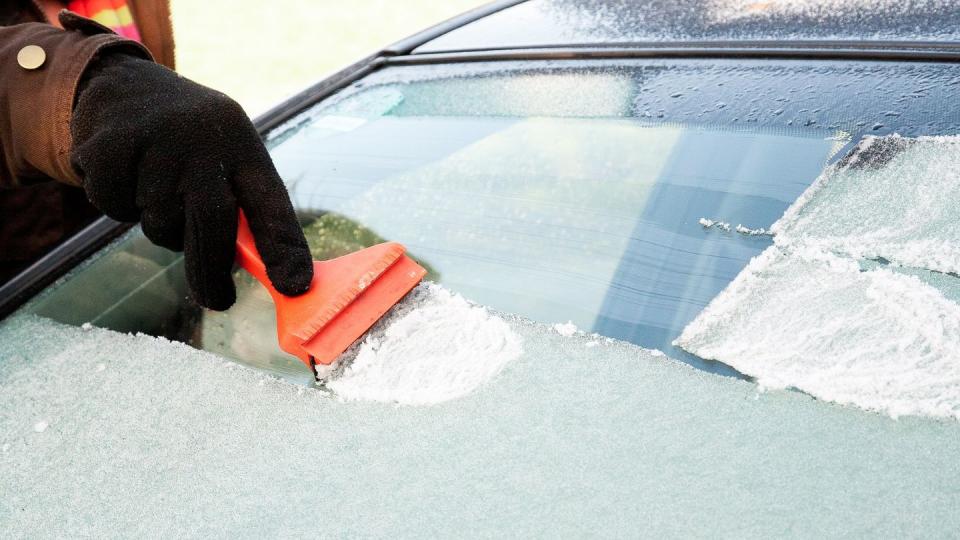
[326, 284, 522, 405]
[677, 135, 960, 419]
[3, 312, 960, 536]
[676, 247, 960, 419]
[774, 135, 960, 274]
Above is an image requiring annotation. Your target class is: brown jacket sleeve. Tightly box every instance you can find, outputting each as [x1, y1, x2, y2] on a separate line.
[0, 16, 151, 189]
[128, 0, 175, 70]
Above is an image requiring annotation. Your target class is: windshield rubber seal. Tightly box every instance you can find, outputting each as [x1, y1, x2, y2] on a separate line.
[413, 38, 960, 55]
[387, 42, 960, 65]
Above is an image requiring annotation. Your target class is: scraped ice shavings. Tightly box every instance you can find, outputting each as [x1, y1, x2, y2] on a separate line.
[699, 218, 730, 231]
[701, 217, 769, 235]
[678, 135, 960, 419]
[553, 321, 578, 337]
[325, 283, 522, 405]
[735, 224, 768, 236]
[676, 247, 960, 419]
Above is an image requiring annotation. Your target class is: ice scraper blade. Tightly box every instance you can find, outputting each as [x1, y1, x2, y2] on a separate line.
[235, 211, 426, 376]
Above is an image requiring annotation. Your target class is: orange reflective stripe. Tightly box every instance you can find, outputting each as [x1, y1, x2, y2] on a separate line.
[66, 0, 140, 42]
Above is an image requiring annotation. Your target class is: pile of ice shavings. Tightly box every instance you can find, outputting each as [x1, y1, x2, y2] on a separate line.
[698, 217, 731, 231]
[325, 283, 522, 405]
[735, 224, 769, 236]
[676, 246, 960, 419]
[701, 217, 771, 236]
[553, 321, 579, 336]
[677, 135, 960, 419]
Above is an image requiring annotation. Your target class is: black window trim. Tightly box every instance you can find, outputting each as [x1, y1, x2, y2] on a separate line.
[390, 42, 960, 66]
[416, 39, 960, 54]
[3, 0, 959, 319]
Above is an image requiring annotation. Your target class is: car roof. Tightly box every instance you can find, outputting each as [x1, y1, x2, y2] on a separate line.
[412, 0, 960, 54]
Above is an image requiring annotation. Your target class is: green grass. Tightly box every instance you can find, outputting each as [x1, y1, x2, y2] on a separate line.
[170, 0, 487, 116]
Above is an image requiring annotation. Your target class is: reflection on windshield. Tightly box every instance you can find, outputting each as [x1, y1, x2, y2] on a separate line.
[265, 115, 839, 375]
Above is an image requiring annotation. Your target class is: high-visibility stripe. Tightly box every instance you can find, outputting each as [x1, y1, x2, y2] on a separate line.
[113, 23, 141, 41]
[75, 0, 114, 13]
[66, 0, 140, 43]
[89, 6, 134, 28]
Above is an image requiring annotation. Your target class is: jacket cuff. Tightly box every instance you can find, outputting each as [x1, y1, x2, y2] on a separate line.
[0, 20, 152, 187]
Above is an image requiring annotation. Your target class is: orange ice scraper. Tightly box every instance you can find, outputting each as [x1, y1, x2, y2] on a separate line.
[235, 211, 426, 377]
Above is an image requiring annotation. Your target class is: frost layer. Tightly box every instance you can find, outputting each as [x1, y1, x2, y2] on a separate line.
[676, 247, 960, 419]
[708, 0, 941, 25]
[2, 315, 960, 537]
[553, 321, 579, 336]
[774, 135, 960, 274]
[678, 136, 960, 419]
[326, 284, 522, 405]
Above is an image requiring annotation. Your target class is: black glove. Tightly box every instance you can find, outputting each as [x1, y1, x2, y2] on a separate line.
[70, 52, 313, 310]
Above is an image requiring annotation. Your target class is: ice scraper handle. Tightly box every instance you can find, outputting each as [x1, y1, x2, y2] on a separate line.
[236, 211, 296, 297]
[236, 210, 427, 372]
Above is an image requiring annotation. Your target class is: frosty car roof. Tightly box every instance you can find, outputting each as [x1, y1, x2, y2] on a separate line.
[3, 0, 960, 318]
[257, 0, 960, 134]
[415, 0, 960, 53]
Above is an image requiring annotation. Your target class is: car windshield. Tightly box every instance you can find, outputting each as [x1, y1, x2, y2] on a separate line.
[4, 58, 960, 535]
[17, 58, 960, 380]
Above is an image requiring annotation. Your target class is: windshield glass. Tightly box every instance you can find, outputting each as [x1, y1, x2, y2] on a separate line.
[17, 58, 960, 381]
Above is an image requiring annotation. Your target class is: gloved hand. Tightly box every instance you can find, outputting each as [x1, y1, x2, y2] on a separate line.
[70, 52, 313, 310]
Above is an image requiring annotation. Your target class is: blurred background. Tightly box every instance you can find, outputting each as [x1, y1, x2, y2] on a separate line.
[170, 0, 487, 116]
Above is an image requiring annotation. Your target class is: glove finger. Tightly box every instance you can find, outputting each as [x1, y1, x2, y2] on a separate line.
[71, 128, 141, 222]
[138, 152, 185, 252]
[232, 158, 313, 297]
[142, 204, 185, 252]
[183, 174, 238, 311]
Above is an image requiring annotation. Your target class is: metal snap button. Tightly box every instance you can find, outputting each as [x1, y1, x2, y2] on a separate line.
[17, 45, 46, 70]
